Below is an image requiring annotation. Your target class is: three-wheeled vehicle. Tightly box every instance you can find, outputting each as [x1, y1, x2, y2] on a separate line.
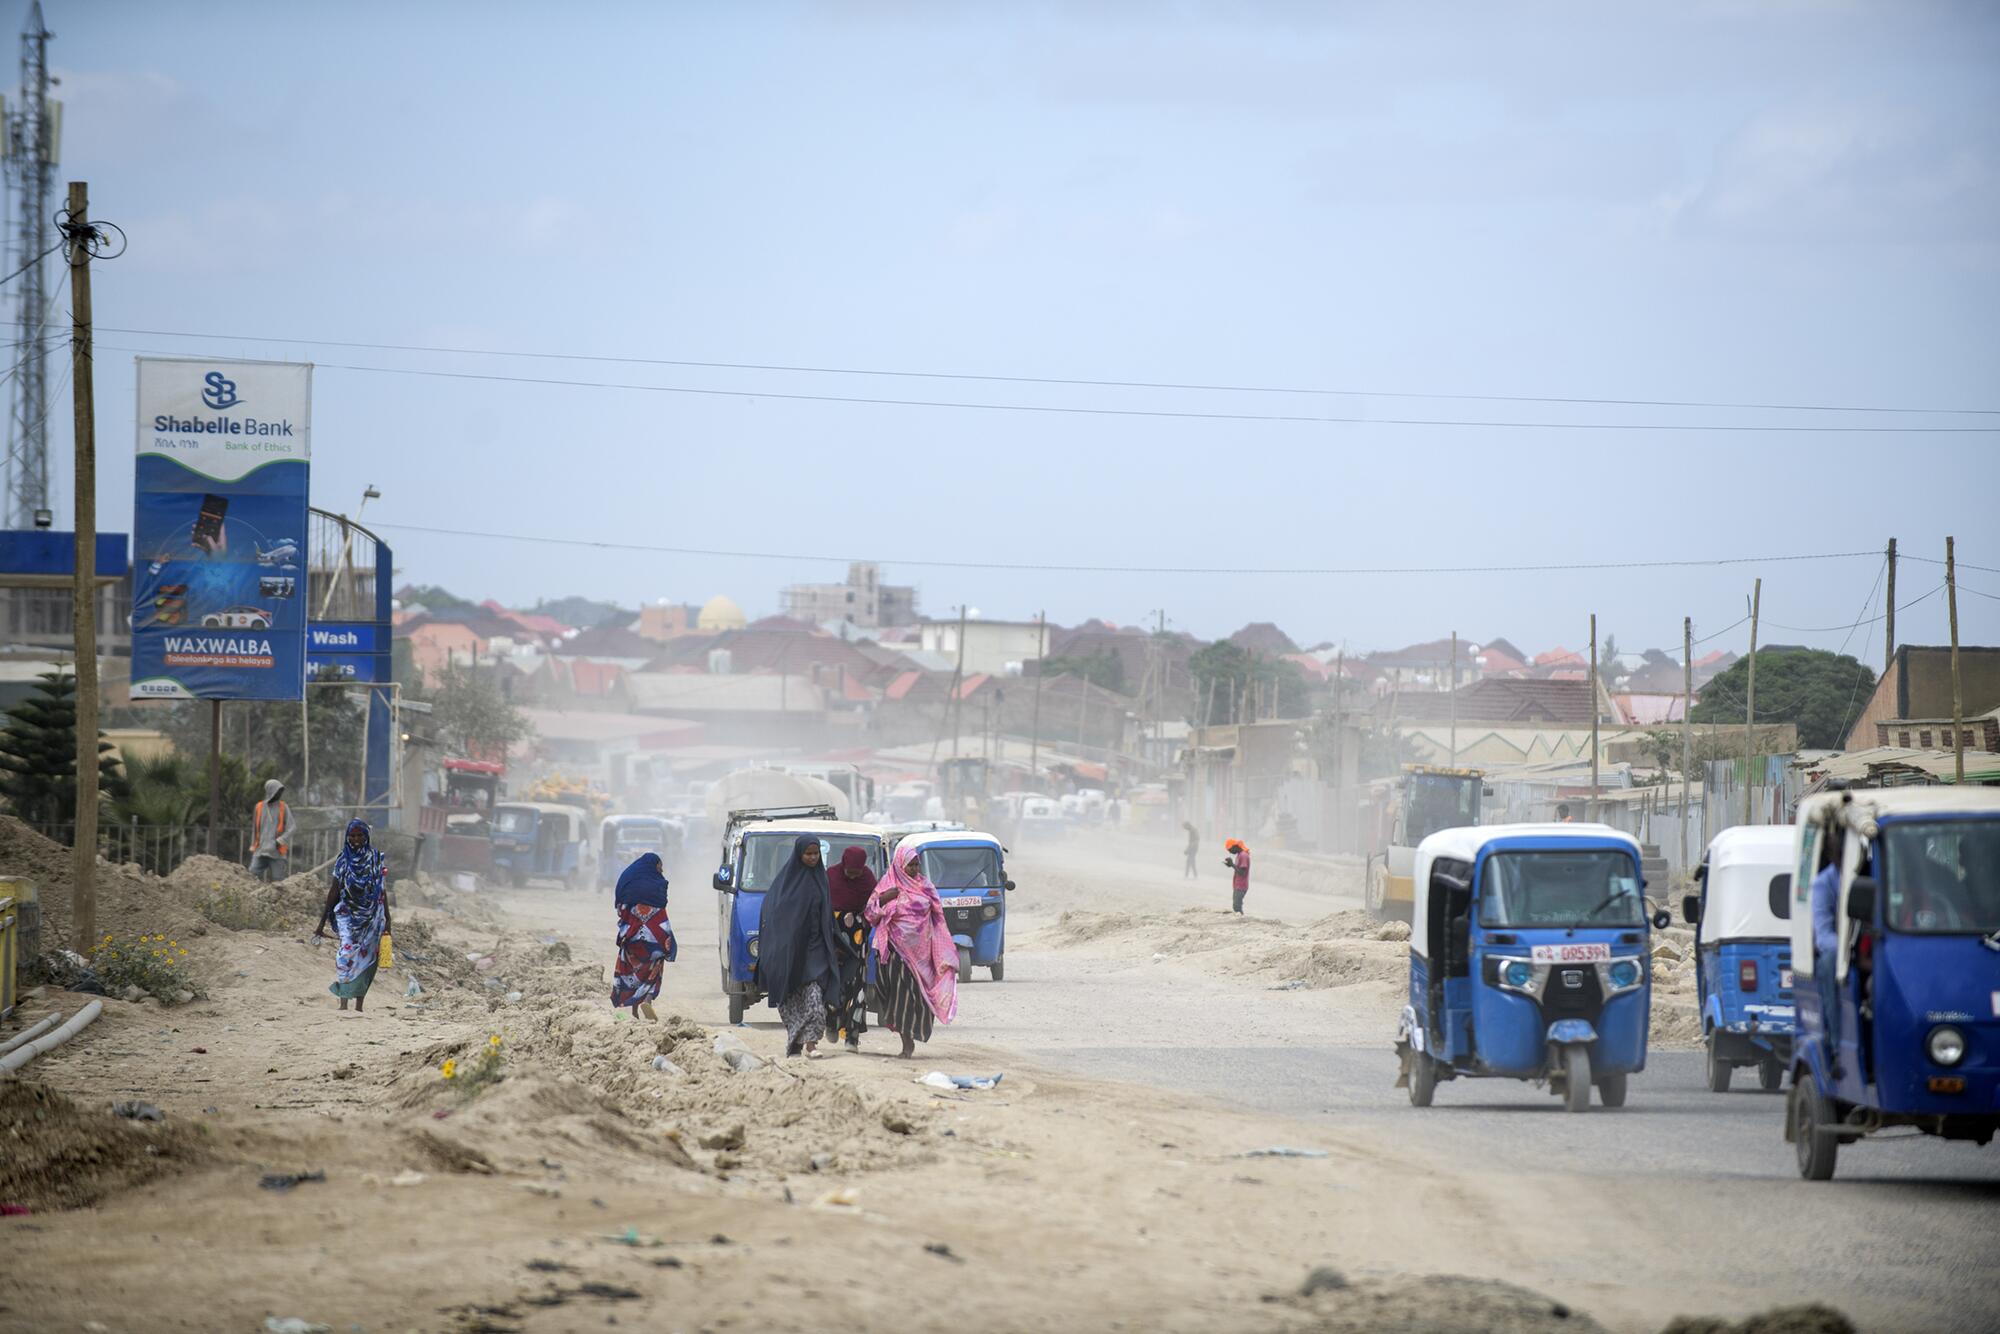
[1685, 825, 1796, 1093]
[1785, 788, 2000, 1180]
[711, 805, 887, 1026]
[892, 829, 1014, 982]
[598, 813, 678, 891]
[490, 801, 592, 889]
[1397, 823, 1671, 1112]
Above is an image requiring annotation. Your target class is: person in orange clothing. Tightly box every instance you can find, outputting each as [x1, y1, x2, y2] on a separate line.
[250, 779, 291, 882]
[1222, 838, 1251, 913]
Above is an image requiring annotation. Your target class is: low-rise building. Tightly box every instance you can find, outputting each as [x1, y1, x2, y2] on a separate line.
[1845, 644, 2000, 752]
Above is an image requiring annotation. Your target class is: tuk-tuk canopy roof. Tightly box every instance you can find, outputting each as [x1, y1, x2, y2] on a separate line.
[896, 829, 1002, 854]
[731, 818, 884, 846]
[601, 813, 667, 832]
[1700, 825, 1795, 942]
[1811, 785, 2000, 836]
[494, 802, 585, 833]
[1410, 823, 1641, 958]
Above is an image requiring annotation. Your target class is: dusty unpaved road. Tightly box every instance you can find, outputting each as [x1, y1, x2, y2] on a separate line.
[0, 816, 1991, 1333]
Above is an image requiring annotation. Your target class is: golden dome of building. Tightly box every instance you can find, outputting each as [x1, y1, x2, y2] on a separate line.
[697, 594, 746, 632]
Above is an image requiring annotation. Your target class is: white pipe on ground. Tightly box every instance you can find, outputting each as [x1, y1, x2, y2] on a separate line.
[0, 1000, 102, 1073]
[0, 1012, 62, 1055]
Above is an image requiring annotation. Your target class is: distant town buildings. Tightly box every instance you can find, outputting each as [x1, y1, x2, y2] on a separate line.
[780, 562, 918, 630]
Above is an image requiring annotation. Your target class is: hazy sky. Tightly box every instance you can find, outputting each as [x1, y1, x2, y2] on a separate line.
[40, 1, 2000, 664]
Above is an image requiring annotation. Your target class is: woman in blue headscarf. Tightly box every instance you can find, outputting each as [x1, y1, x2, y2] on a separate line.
[315, 819, 390, 1013]
[611, 852, 676, 1021]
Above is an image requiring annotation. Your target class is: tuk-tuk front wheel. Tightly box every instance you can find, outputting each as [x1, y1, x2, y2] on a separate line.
[1759, 1057, 1784, 1093]
[956, 946, 972, 984]
[1408, 1051, 1437, 1108]
[1793, 1079, 1840, 1181]
[727, 993, 747, 1026]
[1595, 1072, 1627, 1108]
[1562, 1046, 1592, 1113]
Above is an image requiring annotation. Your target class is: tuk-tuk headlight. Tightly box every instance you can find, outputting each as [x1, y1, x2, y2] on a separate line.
[746, 935, 759, 959]
[1927, 1026, 1966, 1067]
[1608, 960, 1641, 990]
[982, 904, 999, 921]
[1502, 960, 1533, 989]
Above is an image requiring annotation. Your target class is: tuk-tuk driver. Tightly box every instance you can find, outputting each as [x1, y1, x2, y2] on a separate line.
[1809, 827, 1846, 1058]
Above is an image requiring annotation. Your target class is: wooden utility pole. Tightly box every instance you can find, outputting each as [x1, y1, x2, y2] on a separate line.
[1447, 630, 1459, 767]
[947, 603, 968, 760]
[1680, 616, 1692, 873]
[206, 702, 221, 854]
[1332, 648, 1346, 853]
[1027, 610, 1045, 783]
[66, 181, 99, 946]
[1588, 614, 1599, 820]
[1744, 579, 1761, 826]
[1947, 536, 1963, 784]
[1884, 537, 1897, 670]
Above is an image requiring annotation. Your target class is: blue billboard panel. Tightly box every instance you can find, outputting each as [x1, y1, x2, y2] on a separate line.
[130, 358, 312, 701]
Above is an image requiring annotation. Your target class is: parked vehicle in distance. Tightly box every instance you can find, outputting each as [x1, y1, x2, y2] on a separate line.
[489, 801, 592, 890]
[201, 605, 272, 630]
[1685, 825, 1797, 1093]
[1786, 787, 2000, 1180]
[598, 813, 677, 890]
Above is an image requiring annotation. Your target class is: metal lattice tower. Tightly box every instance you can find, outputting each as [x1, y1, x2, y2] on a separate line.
[2, 1, 57, 529]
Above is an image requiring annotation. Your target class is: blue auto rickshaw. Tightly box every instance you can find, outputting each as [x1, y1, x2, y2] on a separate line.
[1397, 823, 1671, 1112]
[1786, 788, 2000, 1180]
[892, 829, 1013, 982]
[598, 813, 675, 891]
[1685, 825, 1797, 1093]
[490, 802, 592, 889]
[711, 806, 886, 1025]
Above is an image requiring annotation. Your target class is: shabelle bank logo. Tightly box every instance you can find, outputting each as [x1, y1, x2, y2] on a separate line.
[201, 371, 240, 410]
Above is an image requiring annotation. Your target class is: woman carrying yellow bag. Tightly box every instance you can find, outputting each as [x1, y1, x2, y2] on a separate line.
[315, 819, 392, 1014]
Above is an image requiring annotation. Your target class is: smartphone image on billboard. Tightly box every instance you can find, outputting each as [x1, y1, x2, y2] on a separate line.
[191, 494, 229, 555]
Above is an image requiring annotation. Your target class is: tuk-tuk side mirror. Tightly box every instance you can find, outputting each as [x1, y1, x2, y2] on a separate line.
[1681, 894, 1700, 926]
[1847, 876, 1878, 924]
[1003, 878, 1016, 892]
[1652, 908, 1673, 931]
[712, 865, 733, 892]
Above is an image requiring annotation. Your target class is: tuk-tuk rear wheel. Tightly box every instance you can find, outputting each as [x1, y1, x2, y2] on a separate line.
[1758, 1057, 1784, 1093]
[1793, 1080, 1839, 1181]
[1595, 1072, 1627, 1108]
[1408, 1051, 1436, 1108]
[988, 959, 1004, 982]
[1562, 1046, 1592, 1113]
[727, 993, 747, 1026]
[1704, 1035, 1732, 1093]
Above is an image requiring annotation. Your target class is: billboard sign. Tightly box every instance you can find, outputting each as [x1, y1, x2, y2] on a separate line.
[130, 357, 312, 700]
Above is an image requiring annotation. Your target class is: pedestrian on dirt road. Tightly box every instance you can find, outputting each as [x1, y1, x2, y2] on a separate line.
[826, 845, 877, 1051]
[315, 818, 390, 1013]
[1224, 838, 1251, 913]
[865, 843, 959, 1059]
[757, 835, 841, 1058]
[611, 852, 677, 1021]
[1182, 822, 1200, 879]
[250, 778, 291, 881]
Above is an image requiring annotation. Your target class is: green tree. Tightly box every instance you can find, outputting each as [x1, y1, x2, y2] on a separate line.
[1689, 648, 1875, 750]
[1187, 641, 1314, 723]
[157, 667, 369, 805]
[424, 661, 534, 761]
[0, 671, 125, 826]
[1041, 650, 1125, 692]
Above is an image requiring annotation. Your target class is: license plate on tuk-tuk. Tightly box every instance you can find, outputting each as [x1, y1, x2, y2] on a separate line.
[1531, 942, 1610, 964]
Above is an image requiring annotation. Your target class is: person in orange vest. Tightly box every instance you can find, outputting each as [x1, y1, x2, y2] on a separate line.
[250, 778, 292, 881]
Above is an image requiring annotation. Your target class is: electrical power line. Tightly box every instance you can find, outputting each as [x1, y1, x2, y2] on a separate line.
[1903, 553, 2000, 576]
[70, 321, 2000, 417]
[89, 344, 2000, 435]
[368, 522, 1888, 577]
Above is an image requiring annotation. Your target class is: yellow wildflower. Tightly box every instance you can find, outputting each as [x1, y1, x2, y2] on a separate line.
[488, 1034, 502, 1049]
[440, 1058, 457, 1080]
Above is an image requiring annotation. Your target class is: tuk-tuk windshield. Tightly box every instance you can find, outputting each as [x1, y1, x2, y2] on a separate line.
[1406, 773, 1480, 846]
[919, 845, 1003, 889]
[1882, 818, 2000, 935]
[493, 808, 534, 835]
[613, 820, 665, 846]
[1479, 850, 1644, 927]
[738, 832, 885, 890]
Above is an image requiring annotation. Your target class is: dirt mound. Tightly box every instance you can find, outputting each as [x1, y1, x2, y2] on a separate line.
[0, 1080, 208, 1211]
[0, 815, 204, 948]
[1662, 1305, 1855, 1334]
[1278, 1270, 1605, 1333]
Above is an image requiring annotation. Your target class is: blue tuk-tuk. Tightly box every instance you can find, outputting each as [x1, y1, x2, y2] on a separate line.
[711, 806, 886, 1026]
[891, 829, 1013, 982]
[1397, 823, 1672, 1113]
[1685, 825, 1797, 1093]
[1786, 788, 2000, 1180]
[490, 802, 592, 889]
[598, 813, 676, 891]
